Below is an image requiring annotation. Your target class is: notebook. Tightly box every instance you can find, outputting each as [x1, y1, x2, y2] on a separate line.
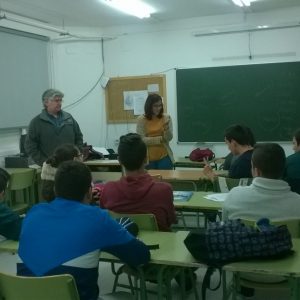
[173, 191, 193, 202]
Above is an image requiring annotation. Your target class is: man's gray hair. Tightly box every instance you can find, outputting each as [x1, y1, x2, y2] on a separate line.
[42, 89, 64, 102]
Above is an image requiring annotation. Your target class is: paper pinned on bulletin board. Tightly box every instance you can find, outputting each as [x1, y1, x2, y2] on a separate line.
[123, 90, 148, 115]
[147, 83, 159, 93]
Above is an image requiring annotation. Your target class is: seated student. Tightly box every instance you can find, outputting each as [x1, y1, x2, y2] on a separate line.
[41, 143, 82, 202]
[221, 152, 239, 170]
[0, 168, 23, 240]
[100, 133, 176, 231]
[223, 142, 300, 220]
[17, 161, 150, 300]
[222, 143, 300, 298]
[204, 124, 255, 180]
[284, 129, 300, 194]
[41, 143, 102, 203]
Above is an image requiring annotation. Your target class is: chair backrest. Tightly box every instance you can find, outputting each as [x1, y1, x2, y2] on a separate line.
[5, 169, 36, 213]
[0, 272, 80, 300]
[8, 169, 35, 190]
[92, 171, 122, 182]
[164, 179, 197, 191]
[214, 176, 252, 193]
[108, 211, 159, 231]
[241, 218, 300, 238]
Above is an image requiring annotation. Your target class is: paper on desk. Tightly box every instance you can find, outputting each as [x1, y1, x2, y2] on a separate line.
[204, 193, 228, 202]
[29, 164, 41, 169]
[93, 147, 109, 155]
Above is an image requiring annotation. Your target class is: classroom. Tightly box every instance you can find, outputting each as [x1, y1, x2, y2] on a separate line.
[0, 1, 300, 299]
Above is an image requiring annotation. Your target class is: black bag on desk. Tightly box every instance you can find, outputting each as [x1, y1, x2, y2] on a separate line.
[82, 143, 104, 161]
[184, 219, 293, 300]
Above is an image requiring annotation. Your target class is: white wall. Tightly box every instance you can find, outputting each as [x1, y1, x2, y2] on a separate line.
[100, 7, 300, 157]
[1, 7, 300, 166]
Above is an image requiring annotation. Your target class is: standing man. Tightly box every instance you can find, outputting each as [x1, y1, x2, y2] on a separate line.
[25, 89, 83, 166]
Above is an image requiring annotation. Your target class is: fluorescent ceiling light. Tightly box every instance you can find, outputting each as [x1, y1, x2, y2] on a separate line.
[102, 0, 155, 19]
[232, 0, 252, 7]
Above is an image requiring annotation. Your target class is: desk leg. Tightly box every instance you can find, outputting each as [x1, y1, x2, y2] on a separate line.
[289, 277, 300, 300]
[222, 270, 232, 300]
[136, 266, 147, 300]
[187, 267, 199, 300]
[156, 266, 168, 300]
[178, 268, 186, 299]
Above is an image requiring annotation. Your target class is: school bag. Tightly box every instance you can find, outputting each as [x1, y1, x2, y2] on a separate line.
[82, 143, 104, 161]
[189, 148, 215, 162]
[184, 219, 293, 300]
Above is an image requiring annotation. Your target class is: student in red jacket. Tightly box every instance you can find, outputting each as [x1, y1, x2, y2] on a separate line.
[100, 133, 176, 231]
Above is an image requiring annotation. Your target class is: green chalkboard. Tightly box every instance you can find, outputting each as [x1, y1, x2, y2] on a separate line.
[176, 62, 300, 142]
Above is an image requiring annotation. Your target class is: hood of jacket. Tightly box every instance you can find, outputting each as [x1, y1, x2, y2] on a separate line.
[115, 173, 155, 201]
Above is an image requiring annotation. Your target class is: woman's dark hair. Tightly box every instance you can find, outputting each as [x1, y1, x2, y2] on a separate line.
[144, 93, 163, 120]
[46, 143, 80, 167]
[0, 168, 10, 193]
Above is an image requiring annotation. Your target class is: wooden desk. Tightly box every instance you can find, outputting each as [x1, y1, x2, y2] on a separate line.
[85, 159, 120, 167]
[174, 191, 222, 229]
[0, 231, 201, 268]
[148, 169, 227, 181]
[174, 157, 225, 170]
[101, 230, 201, 268]
[224, 239, 300, 277]
[223, 238, 300, 300]
[84, 159, 121, 172]
[101, 230, 202, 299]
[0, 239, 18, 253]
[174, 157, 206, 169]
[148, 169, 206, 181]
[174, 192, 222, 212]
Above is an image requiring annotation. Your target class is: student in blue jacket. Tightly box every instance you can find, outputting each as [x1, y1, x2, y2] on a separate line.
[17, 160, 150, 300]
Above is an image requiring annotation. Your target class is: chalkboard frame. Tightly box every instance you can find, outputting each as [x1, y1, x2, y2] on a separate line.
[176, 61, 300, 142]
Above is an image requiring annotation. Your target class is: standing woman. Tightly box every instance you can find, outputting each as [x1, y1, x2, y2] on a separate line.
[136, 93, 174, 170]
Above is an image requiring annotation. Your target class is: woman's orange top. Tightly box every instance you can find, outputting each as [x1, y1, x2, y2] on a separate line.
[145, 117, 168, 161]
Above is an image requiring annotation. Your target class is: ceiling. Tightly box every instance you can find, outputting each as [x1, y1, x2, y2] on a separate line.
[0, 0, 299, 28]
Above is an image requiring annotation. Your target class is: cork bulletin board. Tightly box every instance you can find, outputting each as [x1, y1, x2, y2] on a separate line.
[105, 74, 166, 123]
